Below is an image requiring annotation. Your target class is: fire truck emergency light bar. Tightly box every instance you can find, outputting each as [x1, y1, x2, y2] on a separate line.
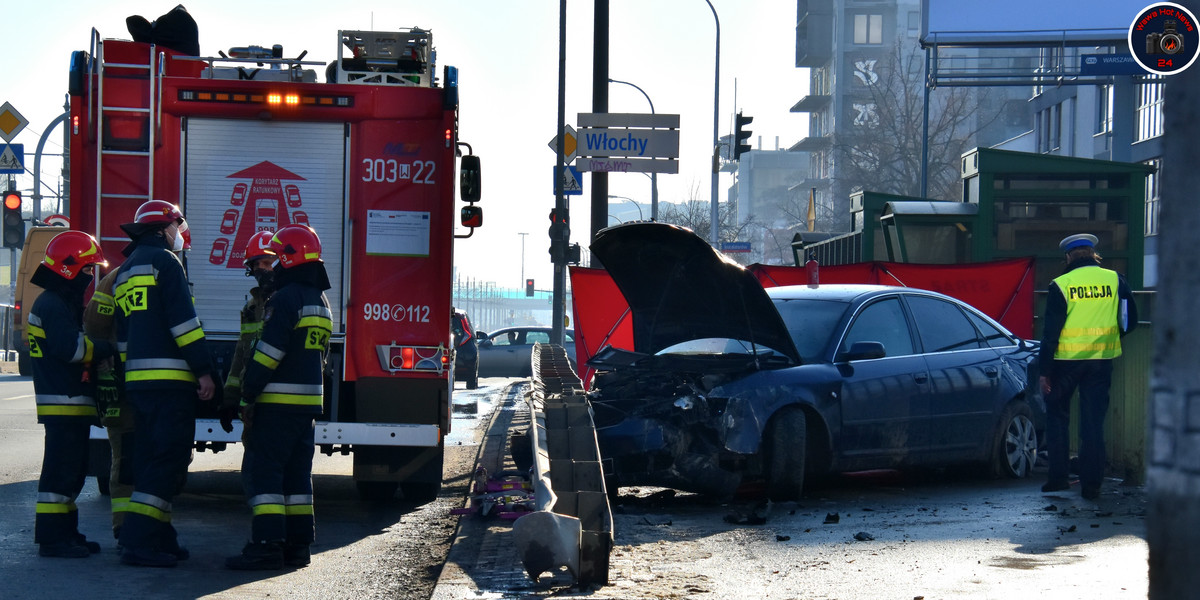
[376, 343, 450, 374]
[178, 89, 354, 107]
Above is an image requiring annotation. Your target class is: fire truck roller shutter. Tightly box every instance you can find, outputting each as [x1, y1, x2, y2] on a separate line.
[184, 119, 346, 336]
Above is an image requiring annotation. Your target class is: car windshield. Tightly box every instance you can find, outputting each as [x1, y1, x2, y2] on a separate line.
[656, 337, 787, 357]
[771, 297, 850, 363]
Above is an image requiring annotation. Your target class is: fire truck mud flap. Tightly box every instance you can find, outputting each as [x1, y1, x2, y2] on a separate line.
[511, 343, 613, 585]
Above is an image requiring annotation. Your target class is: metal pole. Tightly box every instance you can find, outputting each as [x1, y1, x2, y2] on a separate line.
[608, 78, 658, 220]
[552, 0, 568, 345]
[590, 0, 610, 246]
[33, 111, 69, 222]
[705, 0, 720, 244]
[921, 47, 931, 199]
[518, 232, 528, 287]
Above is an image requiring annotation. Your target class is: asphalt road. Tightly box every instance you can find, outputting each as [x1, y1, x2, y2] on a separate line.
[0, 372, 504, 600]
[0, 372, 1152, 599]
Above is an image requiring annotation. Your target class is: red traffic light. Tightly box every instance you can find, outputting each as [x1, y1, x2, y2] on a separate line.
[3, 192, 21, 211]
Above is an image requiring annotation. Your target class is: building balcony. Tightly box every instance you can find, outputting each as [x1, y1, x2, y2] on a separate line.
[790, 93, 831, 113]
[790, 135, 832, 152]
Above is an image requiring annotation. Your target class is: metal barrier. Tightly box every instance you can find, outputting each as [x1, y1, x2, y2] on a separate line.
[512, 343, 613, 585]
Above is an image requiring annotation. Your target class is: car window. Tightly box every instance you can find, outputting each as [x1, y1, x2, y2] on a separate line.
[658, 337, 786, 356]
[906, 295, 984, 353]
[964, 309, 1015, 348]
[526, 331, 550, 345]
[772, 298, 848, 363]
[492, 332, 516, 346]
[842, 298, 915, 357]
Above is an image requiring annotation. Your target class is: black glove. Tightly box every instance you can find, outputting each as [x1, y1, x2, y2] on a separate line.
[218, 404, 237, 433]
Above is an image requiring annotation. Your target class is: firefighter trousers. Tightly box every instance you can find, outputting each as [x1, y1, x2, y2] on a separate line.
[35, 420, 91, 545]
[241, 408, 316, 546]
[118, 389, 195, 553]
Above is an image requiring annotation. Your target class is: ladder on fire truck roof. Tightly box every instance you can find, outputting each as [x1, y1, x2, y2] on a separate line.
[89, 29, 160, 247]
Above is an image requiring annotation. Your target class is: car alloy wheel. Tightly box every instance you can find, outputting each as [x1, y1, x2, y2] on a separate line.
[995, 402, 1037, 478]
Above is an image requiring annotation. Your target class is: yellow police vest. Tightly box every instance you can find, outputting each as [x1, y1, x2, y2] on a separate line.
[1052, 266, 1121, 360]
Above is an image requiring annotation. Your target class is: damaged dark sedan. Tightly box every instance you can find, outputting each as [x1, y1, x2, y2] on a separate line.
[586, 222, 1043, 500]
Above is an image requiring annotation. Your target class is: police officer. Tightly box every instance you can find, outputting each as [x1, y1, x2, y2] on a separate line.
[83, 265, 131, 540]
[114, 200, 216, 567]
[29, 230, 113, 558]
[220, 230, 276, 433]
[227, 225, 331, 570]
[1039, 233, 1137, 500]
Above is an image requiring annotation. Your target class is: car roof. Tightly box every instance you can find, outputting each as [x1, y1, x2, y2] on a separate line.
[766, 284, 897, 302]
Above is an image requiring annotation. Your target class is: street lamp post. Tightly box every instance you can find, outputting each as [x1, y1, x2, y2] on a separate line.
[518, 232, 528, 289]
[607, 195, 644, 221]
[608, 78, 659, 220]
[704, 0, 720, 245]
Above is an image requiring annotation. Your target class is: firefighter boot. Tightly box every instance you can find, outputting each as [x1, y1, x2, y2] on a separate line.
[39, 541, 91, 558]
[120, 546, 179, 568]
[226, 541, 285, 570]
[284, 543, 311, 567]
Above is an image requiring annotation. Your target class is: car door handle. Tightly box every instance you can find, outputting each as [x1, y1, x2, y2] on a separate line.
[913, 373, 928, 384]
[984, 366, 998, 378]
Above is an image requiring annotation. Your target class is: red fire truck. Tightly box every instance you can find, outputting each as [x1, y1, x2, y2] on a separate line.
[67, 27, 482, 501]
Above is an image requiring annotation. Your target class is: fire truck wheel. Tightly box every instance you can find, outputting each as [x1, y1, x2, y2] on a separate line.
[401, 481, 441, 504]
[356, 481, 399, 502]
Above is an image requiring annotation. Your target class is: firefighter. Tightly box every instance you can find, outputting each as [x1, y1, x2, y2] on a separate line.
[219, 230, 277, 434]
[227, 224, 332, 570]
[114, 200, 216, 568]
[83, 265, 131, 540]
[29, 230, 113, 558]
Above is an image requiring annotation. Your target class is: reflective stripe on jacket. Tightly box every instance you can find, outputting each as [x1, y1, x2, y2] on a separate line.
[1052, 266, 1122, 359]
[241, 281, 331, 413]
[114, 238, 213, 390]
[29, 290, 97, 422]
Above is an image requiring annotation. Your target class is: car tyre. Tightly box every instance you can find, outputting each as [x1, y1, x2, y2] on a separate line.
[766, 408, 807, 501]
[992, 400, 1037, 479]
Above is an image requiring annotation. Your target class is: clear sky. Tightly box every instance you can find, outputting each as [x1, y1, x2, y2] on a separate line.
[3, 1, 808, 290]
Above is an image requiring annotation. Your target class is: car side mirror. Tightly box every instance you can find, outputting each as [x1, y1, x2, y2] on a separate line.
[838, 341, 886, 362]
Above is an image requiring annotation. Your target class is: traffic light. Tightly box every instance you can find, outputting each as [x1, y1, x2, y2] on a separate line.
[548, 208, 569, 264]
[733, 112, 754, 160]
[525, 279, 535, 297]
[3, 191, 24, 249]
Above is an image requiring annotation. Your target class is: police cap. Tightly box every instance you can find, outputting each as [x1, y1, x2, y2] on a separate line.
[1059, 233, 1098, 252]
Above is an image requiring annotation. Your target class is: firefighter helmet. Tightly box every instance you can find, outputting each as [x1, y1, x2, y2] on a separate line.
[269, 225, 322, 269]
[122, 199, 191, 249]
[42, 230, 108, 280]
[244, 230, 276, 267]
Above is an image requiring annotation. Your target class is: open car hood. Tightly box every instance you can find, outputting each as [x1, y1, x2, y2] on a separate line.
[590, 222, 800, 363]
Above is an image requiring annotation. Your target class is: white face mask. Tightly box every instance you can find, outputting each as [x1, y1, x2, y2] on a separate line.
[172, 229, 186, 252]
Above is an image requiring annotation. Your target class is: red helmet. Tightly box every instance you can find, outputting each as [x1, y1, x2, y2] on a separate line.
[42, 231, 108, 280]
[269, 225, 322, 268]
[132, 199, 190, 249]
[244, 230, 276, 267]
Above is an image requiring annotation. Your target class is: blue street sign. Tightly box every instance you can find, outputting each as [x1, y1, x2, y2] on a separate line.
[1080, 54, 1149, 76]
[554, 165, 583, 196]
[719, 241, 752, 253]
[0, 143, 24, 174]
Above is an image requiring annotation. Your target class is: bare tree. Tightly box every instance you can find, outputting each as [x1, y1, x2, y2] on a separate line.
[658, 178, 754, 244]
[836, 43, 1002, 202]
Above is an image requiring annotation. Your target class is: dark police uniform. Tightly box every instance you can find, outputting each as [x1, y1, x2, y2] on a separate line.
[236, 262, 331, 566]
[29, 266, 113, 554]
[114, 234, 214, 561]
[1039, 253, 1137, 499]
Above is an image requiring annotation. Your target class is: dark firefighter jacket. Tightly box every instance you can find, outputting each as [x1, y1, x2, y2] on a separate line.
[28, 265, 113, 423]
[113, 235, 214, 390]
[241, 262, 332, 414]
